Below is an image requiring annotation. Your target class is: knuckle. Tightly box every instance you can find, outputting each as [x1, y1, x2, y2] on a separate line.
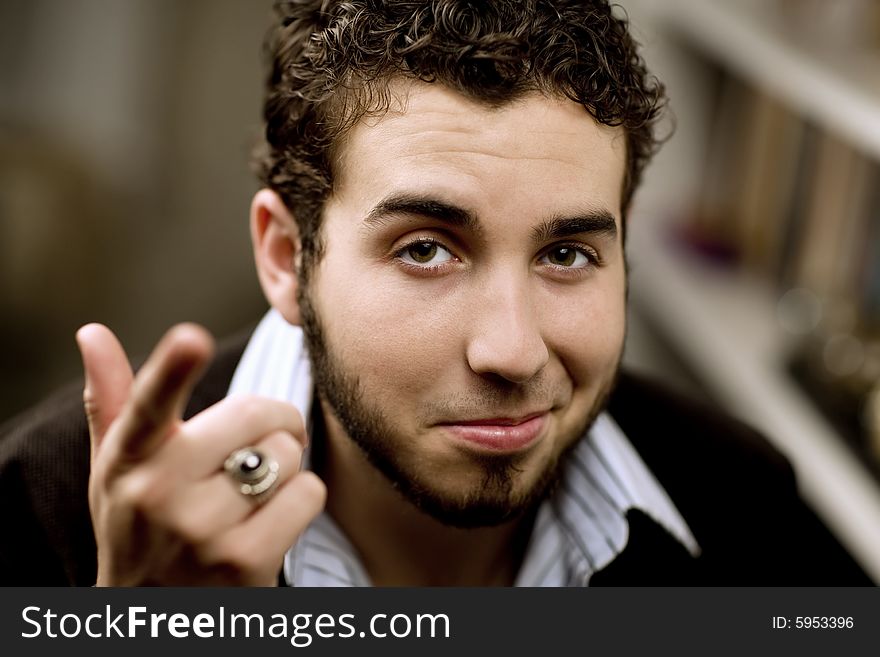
[212, 539, 262, 574]
[115, 470, 167, 515]
[296, 472, 327, 507]
[180, 524, 215, 546]
[82, 388, 99, 422]
[270, 430, 303, 464]
[284, 404, 305, 435]
[168, 509, 215, 545]
[233, 395, 266, 429]
[114, 474, 145, 508]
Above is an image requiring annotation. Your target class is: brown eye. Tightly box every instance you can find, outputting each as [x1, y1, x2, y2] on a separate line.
[547, 247, 577, 267]
[398, 240, 454, 267]
[540, 245, 593, 269]
[407, 241, 438, 263]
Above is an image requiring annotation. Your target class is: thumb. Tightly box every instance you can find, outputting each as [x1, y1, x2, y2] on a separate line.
[76, 323, 134, 460]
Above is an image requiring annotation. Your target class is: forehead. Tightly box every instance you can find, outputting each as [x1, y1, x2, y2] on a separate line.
[328, 81, 627, 228]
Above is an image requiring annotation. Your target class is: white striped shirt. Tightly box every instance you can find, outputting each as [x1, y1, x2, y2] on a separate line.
[228, 309, 700, 586]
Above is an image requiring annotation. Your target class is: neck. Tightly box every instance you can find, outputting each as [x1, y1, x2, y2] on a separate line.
[312, 400, 536, 586]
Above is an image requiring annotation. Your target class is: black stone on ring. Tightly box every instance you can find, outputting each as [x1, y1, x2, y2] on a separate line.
[224, 447, 280, 502]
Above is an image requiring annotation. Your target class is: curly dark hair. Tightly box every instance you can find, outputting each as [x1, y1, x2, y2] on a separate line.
[255, 0, 666, 275]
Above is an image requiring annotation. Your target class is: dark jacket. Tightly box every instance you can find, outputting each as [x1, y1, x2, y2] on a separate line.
[0, 333, 872, 585]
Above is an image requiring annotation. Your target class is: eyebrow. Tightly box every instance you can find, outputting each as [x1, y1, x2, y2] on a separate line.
[531, 211, 618, 243]
[362, 193, 481, 234]
[361, 192, 618, 242]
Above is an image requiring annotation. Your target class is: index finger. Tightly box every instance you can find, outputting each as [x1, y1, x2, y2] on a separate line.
[107, 323, 214, 463]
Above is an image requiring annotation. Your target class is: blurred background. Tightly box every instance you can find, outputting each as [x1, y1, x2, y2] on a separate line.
[622, 0, 880, 582]
[1, 0, 879, 579]
[0, 0, 272, 418]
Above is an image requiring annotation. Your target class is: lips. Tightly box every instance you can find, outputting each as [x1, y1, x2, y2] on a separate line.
[438, 412, 549, 452]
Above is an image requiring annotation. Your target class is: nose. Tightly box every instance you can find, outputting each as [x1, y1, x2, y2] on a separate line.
[465, 275, 550, 384]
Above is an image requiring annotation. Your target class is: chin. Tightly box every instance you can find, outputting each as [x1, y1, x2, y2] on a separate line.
[387, 451, 566, 529]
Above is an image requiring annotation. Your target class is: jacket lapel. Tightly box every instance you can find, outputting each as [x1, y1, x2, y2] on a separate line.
[588, 509, 702, 585]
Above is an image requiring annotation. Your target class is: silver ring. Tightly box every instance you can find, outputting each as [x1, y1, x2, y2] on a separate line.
[223, 447, 280, 503]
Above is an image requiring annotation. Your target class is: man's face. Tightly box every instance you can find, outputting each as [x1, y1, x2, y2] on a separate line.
[301, 82, 627, 527]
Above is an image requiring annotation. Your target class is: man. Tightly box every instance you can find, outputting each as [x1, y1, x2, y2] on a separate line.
[0, 0, 871, 586]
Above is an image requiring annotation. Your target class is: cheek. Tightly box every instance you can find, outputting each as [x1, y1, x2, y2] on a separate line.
[314, 258, 463, 387]
[543, 271, 626, 383]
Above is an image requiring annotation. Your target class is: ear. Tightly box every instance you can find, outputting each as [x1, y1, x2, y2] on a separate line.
[250, 188, 303, 326]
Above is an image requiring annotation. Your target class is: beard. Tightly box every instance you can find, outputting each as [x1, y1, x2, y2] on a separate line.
[299, 285, 619, 529]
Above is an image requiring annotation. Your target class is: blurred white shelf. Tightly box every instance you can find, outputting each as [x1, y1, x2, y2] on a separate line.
[652, 0, 880, 160]
[628, 216, 880, 582]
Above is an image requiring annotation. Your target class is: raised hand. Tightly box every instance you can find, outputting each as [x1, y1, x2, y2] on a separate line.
[76, 323, 326, 586]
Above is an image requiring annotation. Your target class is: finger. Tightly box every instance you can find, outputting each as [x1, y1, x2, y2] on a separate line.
[210, 471, 326, 583]
[165, 430, 305, 539]
[109, 323, 214, 462]
[76, 323, 134, 458]
[173, 395, 307, 478]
